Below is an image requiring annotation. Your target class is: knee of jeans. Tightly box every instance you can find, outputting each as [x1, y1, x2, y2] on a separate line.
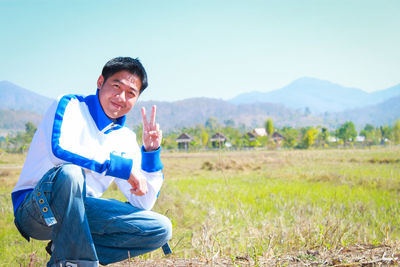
[159, 215, 173, 243]
[55, 164, 85, 191]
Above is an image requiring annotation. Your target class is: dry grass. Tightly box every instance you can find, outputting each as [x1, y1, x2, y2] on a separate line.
[106, 244, 400, 266]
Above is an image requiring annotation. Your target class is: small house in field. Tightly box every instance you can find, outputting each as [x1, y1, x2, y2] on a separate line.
[246, 132, 256, 142]
[210, 133, 227, 148]
[272, 132, 284, 144]
[176, 133, 193, 150]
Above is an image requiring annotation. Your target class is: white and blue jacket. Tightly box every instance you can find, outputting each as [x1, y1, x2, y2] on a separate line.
[12, 91, 164, 213]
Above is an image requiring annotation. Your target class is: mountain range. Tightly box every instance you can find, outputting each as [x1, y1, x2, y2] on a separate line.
[230, 77, 400, 114]
[0, 81, 53, 114]
[128, 98, 323, 130]
[0, 78, 399, 133]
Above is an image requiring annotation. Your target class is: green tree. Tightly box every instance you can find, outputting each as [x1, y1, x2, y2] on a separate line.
[257, 135, 269, 147]
[336, 121, 357, 144]
[240, 133, 251, 148]
[190, 136, 201, 149]
[301, 127, 318, 149]
[7, 132, 25, 152]
[380, 125, 392, 144]
[161, 132, 178, 150]
[235, 137, 248, 148]
[319, 127, 329, 147]
[205, 117, 219, 131]
[280, 127, 298, 148]
[265, 119, 274, 136]
[375, 127, 382, 145]
[360, 124, 374, 145]
[24, 122, 37, 146]
[200, 130, 208, 148]
[220, 126, 243, 148]
[393, 119, 400, 144]
[6, 122, 38, 153]
[364, 124, 374, 132]
[25, 122, 37, 136]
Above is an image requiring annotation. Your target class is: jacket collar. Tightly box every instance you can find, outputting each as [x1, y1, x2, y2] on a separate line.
[84, 90, 126, 133]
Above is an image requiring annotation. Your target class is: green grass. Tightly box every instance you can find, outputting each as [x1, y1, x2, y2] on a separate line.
[1, 147, 400, 265]
[0, 165, 49, 266]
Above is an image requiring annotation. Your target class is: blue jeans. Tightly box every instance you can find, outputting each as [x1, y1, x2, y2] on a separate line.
[14, 164, 172, 267]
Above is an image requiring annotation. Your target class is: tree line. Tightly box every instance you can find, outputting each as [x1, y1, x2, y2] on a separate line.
[0, 122, 37, 153]
[157, 117, 400, 150]
[1, 119, 400, 153]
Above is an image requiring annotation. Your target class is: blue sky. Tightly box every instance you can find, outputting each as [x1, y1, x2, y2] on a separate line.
[0, 0, 399, 101]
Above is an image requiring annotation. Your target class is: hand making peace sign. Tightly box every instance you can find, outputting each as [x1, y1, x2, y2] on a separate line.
[141, 105, 162, 151]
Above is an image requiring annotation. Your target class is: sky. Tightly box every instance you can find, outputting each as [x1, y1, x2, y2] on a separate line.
[0, 0, 399, 102]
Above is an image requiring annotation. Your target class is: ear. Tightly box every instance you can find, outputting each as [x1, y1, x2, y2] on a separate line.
[97, 75, 104, 89]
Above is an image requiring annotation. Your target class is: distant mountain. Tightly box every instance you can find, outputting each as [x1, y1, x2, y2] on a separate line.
[0, 109, 43, 131]
[370, 84, 400, 102]
[324, 95, 400, 128]
[230, 77, 400, 113]
[0, 81, 53, 113]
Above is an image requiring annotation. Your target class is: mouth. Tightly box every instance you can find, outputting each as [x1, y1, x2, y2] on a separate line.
[110, 101, 123, 110]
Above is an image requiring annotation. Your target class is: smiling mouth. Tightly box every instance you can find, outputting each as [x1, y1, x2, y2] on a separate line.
[111, 101, 123, 109]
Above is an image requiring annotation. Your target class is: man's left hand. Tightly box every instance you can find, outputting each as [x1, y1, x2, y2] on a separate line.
[141, 105, 162, 151]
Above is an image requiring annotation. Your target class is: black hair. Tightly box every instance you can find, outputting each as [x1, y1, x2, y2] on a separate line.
[101, 57, 148, 93]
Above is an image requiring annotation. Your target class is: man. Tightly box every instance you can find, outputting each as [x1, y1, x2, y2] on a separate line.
[11, 57, 172, 267]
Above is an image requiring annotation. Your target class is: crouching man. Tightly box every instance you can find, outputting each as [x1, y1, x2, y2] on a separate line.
[11, 57, 172, 266]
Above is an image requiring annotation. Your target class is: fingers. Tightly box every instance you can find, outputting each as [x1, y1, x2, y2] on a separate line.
[135, 180, 148, 195]
[146, 124, 160, 138]
[150, 105, 156, 127]
[142, 105, 157, 130]
[128, 172, 148, 196]
[130, 187, 147, 196]
[142, 105, 162, 151]
[148, 123, 160, 135]
[141, 107, 148, 130]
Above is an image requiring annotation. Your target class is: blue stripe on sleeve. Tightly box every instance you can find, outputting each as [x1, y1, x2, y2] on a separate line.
[141, 146, 163, 172]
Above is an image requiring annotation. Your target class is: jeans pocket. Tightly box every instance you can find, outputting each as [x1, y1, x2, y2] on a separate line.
[16, 194, 52, 240]
[25, 192, 49, 226]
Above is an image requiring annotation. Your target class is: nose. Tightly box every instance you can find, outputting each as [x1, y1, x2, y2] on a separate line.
[117, 90, 126, 102]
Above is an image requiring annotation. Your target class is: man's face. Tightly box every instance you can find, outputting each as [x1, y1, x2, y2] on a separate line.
[97, 70, 142, 119]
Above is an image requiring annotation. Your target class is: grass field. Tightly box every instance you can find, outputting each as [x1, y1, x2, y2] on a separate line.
[1, 147, 399, 266]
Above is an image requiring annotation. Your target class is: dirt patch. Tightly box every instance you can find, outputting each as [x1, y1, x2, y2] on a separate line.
[0, 170, 11, 177]
[368, 158, 400, 164]
[200, 159, 255, 172]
